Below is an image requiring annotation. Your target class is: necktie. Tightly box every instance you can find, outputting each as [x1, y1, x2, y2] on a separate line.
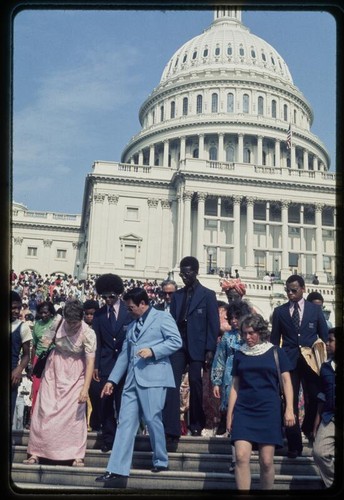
[134, 318, 144, 339]
[109, 306, 116, 330]
[292, 302, 300, 332]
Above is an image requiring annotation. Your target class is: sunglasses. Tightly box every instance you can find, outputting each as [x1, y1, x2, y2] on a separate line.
[284, 287, 300, 294]
[102, 294, 117, 299]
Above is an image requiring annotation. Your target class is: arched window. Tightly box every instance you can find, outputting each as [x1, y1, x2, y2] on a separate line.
[258, 96, 264, 115]
[227, 45, 232, 56]
[152, 110, 155, 124]
[183, 97, 188, 116]
[170, 101, 175, 119]
[215, 46, 220, 56]
[227, 93, 234, 113]
[239, 46, 245, 57]
[192, 50, 197, 60]
[294, 109, 297, 124]
[183, 53, 187, 63]
[193, 148, 199, 158]
[226, 146, 235, 162]
[283, 104, 288, 121]
[244, 148, 251, 163]
[160, 105, 164, 122]
[209, 146, 218, 161]
[203, 48, 208, 57]
[243, 94, 249, 113]
[251, 49, 256, 58]
[261, 52, 266, 62]
[196, 95, 203, 114]
[211, 93, 218, 113]
[271, 99, 277, 118]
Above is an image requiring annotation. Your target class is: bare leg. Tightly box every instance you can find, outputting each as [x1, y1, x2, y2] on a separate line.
[258, 444, 275, 489]
[234, 440, 252, 490]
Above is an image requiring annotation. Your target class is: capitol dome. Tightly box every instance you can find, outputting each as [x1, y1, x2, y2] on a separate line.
[160, 8, 293, 86]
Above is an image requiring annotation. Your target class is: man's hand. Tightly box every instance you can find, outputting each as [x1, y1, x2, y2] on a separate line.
[100, 382, 115, 398]
[204, 350, 214, 370]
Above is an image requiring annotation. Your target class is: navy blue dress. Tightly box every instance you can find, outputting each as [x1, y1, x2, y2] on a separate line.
[231, 346, 291, 448]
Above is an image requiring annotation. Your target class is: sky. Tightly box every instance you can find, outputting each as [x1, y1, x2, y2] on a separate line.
[12, 7, 337, 214]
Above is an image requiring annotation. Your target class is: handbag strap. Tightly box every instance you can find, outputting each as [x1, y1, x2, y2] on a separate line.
[273, 346, 284, 397]
[50, 316, 63, 346]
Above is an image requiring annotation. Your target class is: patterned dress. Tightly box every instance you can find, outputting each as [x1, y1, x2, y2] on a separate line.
[27, 320, 96, 461]
[211, 329, 243, 411]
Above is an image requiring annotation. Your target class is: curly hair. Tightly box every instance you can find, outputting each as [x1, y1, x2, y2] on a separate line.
[240, 313, 270, 342]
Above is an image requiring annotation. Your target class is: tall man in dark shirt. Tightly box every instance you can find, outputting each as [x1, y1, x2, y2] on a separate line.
[271, 274, 328, 458]
[163, 256, 220, 439]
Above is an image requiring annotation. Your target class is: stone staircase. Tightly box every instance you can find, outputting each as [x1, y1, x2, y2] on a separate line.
[10, 429, 323, 492]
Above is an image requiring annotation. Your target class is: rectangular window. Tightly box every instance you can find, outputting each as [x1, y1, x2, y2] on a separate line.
[322, 207, 334, 226]
[288, 205, 300, 223]
[205, 197, 217, 216]
[288, 226, 300, 235]
[289, 252, 299, 267]
[27, 246, 37, 257]
[126, 207, 139, 221]
[254, 202, 266, 221]
[205, 219, 217, 228]
[124, 245, 136, 268]
[56, 249, 67, 259]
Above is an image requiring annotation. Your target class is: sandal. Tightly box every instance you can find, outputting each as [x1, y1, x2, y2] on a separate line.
[23, 455, 39, 465]
[72, 459, 85, 467]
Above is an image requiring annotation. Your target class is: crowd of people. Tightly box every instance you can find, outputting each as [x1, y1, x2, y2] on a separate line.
[10, 262, 336, 490]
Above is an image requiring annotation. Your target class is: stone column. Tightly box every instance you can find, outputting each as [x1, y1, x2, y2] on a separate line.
[315, 204, 325, 278]
[238, 133, 244, 163]
[163, 140, 169, 167]
[218, 133, 224, 162]
[180, 136, 186, 161]
[182, 191, 193, 256]
[138, 150, 143, 165]
[149, 145, 155, 166]
[313, 155, 318, 171]
[160, 199, 172, 269]
[146, 198, 159, 269]
[257, 135, 263, 165]
[196, 192, 207, 271]
[299, 204, 305, 273]
[281, 200, 290, 274]
[290, 144, 296, 169]
[275, 139, 281, 167]
[232, 195, 241, 268]
[246, 197, 255, 269]
[91, 193, 106, 263]
[303, 149, 308, 170]
[106, 195, 119, 263]
[199, 134, 205, 159]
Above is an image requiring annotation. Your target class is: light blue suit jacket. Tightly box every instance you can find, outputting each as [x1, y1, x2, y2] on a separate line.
[108, 307, 182, 389]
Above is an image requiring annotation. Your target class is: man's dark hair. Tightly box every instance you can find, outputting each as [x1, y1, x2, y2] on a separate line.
[227, 299, 252, 321]
[180, 256, 199, 272]
[95, 273, 124, 295]
[306, 292, 324, 303]
[286, 274, 305, 288]
[83, 299, 100, 311]
[123, 287, 149, 306]
[11, 291, 22, 303]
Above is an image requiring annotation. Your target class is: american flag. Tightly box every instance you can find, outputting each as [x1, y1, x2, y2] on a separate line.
[286, 124, 292, 149]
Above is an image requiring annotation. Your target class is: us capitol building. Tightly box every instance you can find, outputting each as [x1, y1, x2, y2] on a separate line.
[12, 8, 338, 320]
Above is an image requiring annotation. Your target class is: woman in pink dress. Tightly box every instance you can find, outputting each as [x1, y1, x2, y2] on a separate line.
[23, 299, 96, 467]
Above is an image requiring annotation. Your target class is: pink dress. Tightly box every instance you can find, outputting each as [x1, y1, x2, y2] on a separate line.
[27, 321, 96, 461]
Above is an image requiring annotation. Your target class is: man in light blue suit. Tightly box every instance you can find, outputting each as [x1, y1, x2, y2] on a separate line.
[95, 287, 182, 483]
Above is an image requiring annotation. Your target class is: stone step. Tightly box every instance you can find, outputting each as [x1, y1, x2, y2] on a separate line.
[12, 430, 314, 456]
[14, 445, 319, 476]
[11, 464, 323, 491]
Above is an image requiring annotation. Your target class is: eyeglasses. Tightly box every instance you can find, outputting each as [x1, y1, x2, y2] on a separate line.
[284, 287, 301, 294]
[163, 291, 174, 296]
[102, 294, 117, 299]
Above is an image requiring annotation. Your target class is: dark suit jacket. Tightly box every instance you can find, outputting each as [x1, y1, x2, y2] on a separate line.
[271, 300, 328, 370]
[170, 282, 220, 361]
[93, 301, 133, 377]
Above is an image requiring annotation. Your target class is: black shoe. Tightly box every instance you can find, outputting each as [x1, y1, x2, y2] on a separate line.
[101, 444, 112, 453]
[287, 450, 302, 459]
[191, 429, 202, 436]
[165, 434, 179, 443]
[151, 466, 169, 473]
[95, 472, 125, 482]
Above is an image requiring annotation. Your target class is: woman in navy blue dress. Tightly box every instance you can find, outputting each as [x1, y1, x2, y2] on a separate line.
[226, 314, 295, 490]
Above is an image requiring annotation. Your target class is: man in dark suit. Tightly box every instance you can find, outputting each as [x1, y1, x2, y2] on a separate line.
[92, 274, 133, 452]
[154, 279, 178, 313]
[271, 274, 328, 458]
[163, 256, 220, 439]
